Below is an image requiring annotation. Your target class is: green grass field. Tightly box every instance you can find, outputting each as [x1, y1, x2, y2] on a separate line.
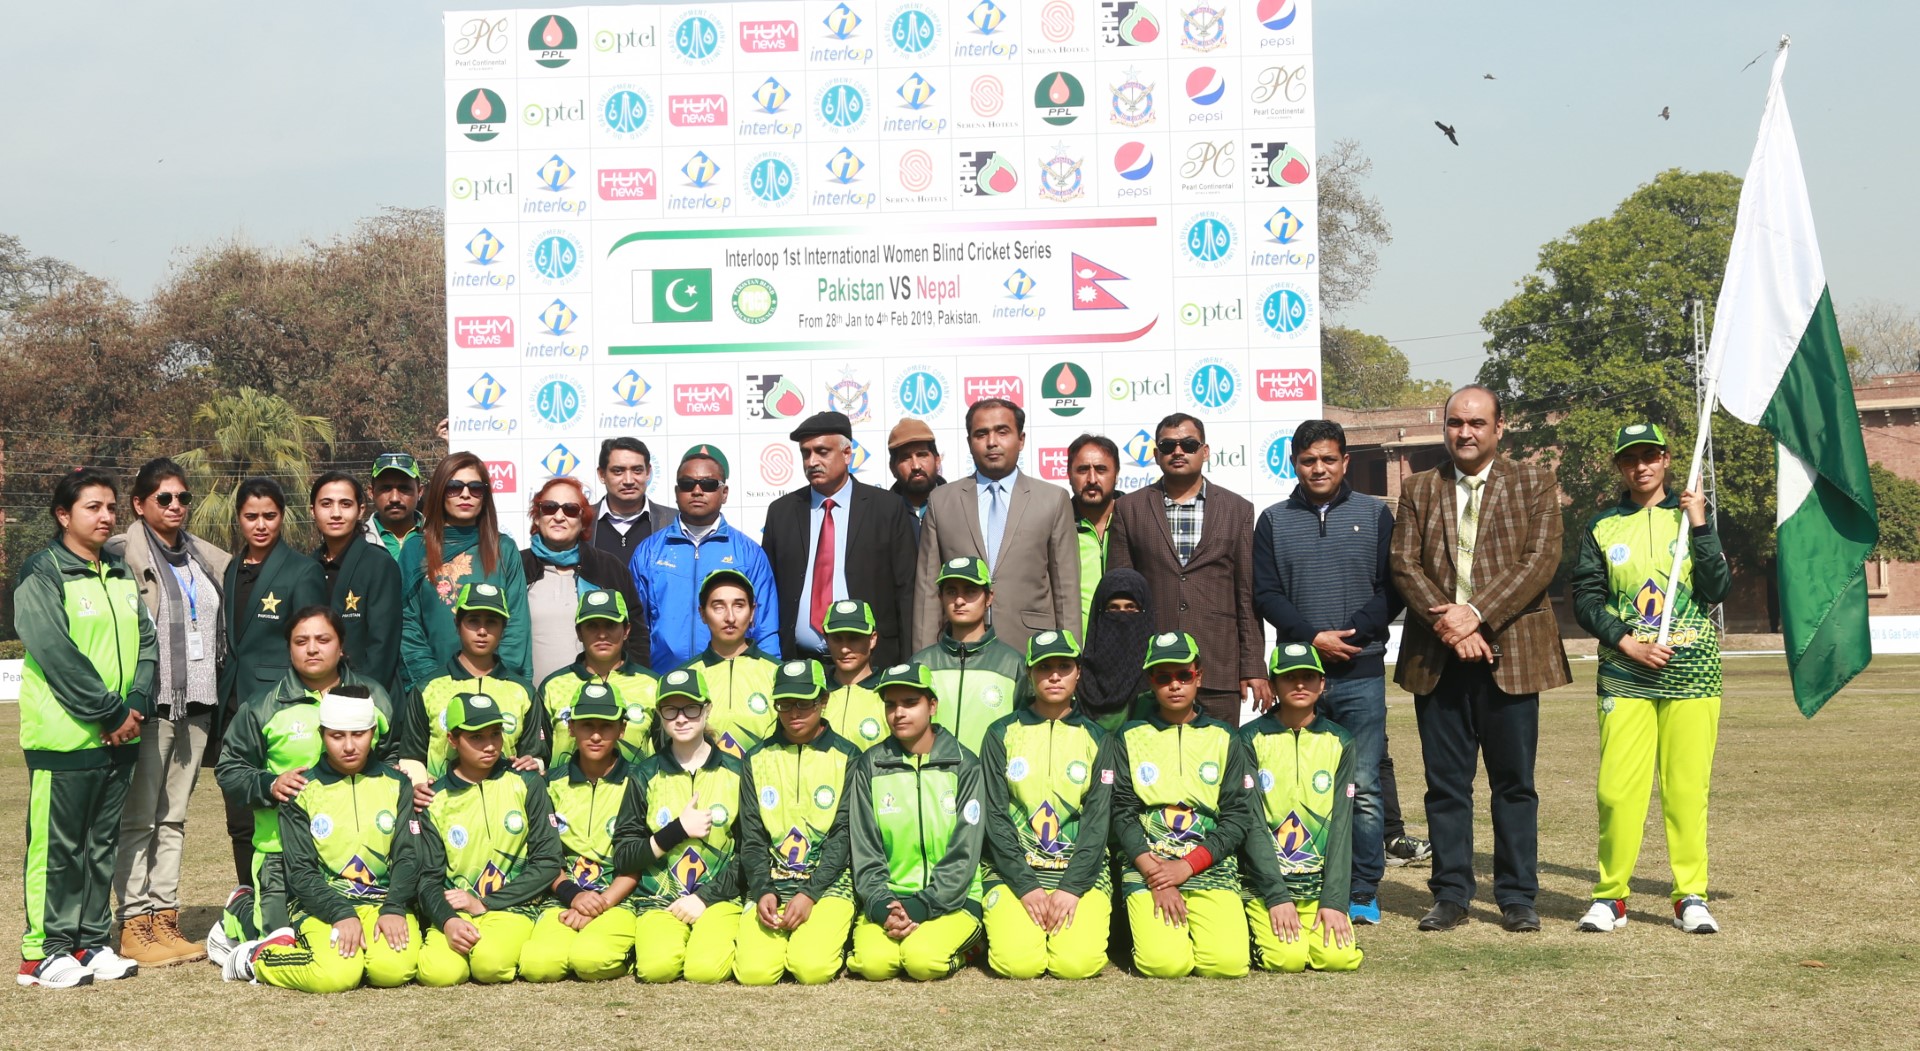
[1, 656, 1916, 1050]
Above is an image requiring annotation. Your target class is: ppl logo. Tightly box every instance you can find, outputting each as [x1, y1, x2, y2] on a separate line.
[1256, 368, 1318, 402]
[1258, 0, 1299, 31]
[1114, 141, 1153, 180]
[598, 168, 658, 201]
[1185, 66, 1226, 106]
[1039, 447, 1069, 481]
[669, 94, 729, 127]
[965, 376, 1024, 406]
[738, 20, 799, 52]
[454, 316, 514, 349]
[484, 460, 519, 494]
[674, 383, 734, 415]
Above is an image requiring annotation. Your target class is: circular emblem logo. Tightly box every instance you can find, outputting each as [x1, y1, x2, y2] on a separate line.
[668, 670, 692, 686]
[986, 888, 1001, 908]
[941, 793, 958, 815]
[375, 810, 396, 835]
[747, 155, 796, 204]
[589, 591, 610, 606]
[1625, 424, 1648, 435]
[1260, 283, 1318, 338]
[1183, 212, 1236, 267]
[889, 5, 939, 56]
[1036, 631, 1059, 645]
[1138, 761, 1160, 786]
[962, 799, 982, 825]
[530, 233, 581, 283]
[1066, 760, 1089, 784]
[448, 824, 469, 849]
[1042, 362, 1091, 417]
[1198, 761, 1221, 785]
[1186, 357, 1241, 411]
[816, 78, 869, 130]
[1156, 632, 1179, 646]
[598, 85, 653, 137]
[835, 600, 860, 614]
[761, 785, 779, 808]
[1312, 770, 1333, 793]
[947, 557, 970, 569]
[476, 584, 500, 597]
[533, 376, 583, 427]
[983, 685, 1004, 706]
[710, 803, 730, 825]
[1285, 643, 1309, 657]
[732, 279, 778, 324]
[673, 14, 722, 62]
[1600, 697, 1616, 715]
[1007, 756, 1030, 782]
[310, 814, 334, 839]
[505, 810, 526, 834]
[748, 693, 770, 714]
[783, 660, 811, 676]
[626, 705, 647, 723]
[814, 785, 836, 809]
[1259, 769, 1276, 792]
[1608, 543, 1631, 565]
[656, 807, 674, 826]
[859, 717, 883, 740]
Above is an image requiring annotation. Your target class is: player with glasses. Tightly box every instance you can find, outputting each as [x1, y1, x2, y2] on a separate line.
[400, 453, 531, 695]
[522, 477, 651, 684]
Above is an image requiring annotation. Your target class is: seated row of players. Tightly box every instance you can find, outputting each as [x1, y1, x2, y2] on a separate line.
[211, 557, 1360, 989]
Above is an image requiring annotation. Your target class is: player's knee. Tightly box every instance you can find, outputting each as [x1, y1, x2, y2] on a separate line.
[1048, 946, 1107, 980]
[1191, 941, 1250, 979]
[517, 945, 569, 984]
[988, 946, 1046, 980]
[788, 951, 843, 986]
[415, 951, 469, 988]
[1311, 944, 1364, 973]
[733, 943, 787, 986]
[849, 947, 902, 981]
[364, 950, 417, 988]
[571, 946, 632, 982]
[683, 951, 736, 985]
[633, 948, 685, 984]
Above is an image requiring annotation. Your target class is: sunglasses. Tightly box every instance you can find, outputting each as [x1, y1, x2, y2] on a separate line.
[657, 701, 708, 722]
[536, 500, 583, 518]
[773, 697, 825, 713]
[151, 491, 193, 508]
[676, 477, 722, 493]
[445, 480, 492, 496]
[1156, 437, 1203, 455]
[1149, 668, 1197, 686]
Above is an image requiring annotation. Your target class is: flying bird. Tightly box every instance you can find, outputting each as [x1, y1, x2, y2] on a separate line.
[1434, 121, 1458, 146]
[1659, 106, 1670, 120]
[1740, 47, 1768, 72]
[1483, 73, 1496, 80]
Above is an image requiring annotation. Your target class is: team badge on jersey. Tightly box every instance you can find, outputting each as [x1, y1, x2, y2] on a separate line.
[570, 856, 606, 890]
[1273, 810, 1321, 870]
[1007, 756, 1030, 782]
[476, 861, 508, 897]
[311, 814, 334, 839]
[814, 785, 836, 809]
[761, 785, 780, 808]
[1066, 760, 1089, 784]
[341, 854, 379, 895]
[1198, 761, 1220, 785]
[1029, 800, 1064, 855]
[673, 847, 708, 893]
[1137, 761, 1159, 786]
[504, 810, 526, 834]
[777, 826, 812, 874]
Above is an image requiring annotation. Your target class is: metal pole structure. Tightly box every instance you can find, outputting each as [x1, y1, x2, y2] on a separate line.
[1692, 297, 1725, 632]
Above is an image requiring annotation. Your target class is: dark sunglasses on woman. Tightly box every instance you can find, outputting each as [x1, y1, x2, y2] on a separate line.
[445, 480, 492, 496]
[536, 500, 583, 518]
[151, 491, 193, 508]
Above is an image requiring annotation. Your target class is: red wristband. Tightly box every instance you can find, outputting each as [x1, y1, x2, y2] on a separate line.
[1186, 846, 1214, 873]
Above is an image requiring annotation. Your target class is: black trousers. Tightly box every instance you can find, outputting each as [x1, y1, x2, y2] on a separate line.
[1414, 660, 1539, 907]
[1380, 739, 1405, 840]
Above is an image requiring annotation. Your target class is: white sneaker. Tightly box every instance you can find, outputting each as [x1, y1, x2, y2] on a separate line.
[1673, 896, 1719, 934]
[205, 885, 252, 967]
[16, 953, 94, 988]
[222, 926, 294, 983]
[74, 946, 138, 980]
[1577, 899, 1628, 932]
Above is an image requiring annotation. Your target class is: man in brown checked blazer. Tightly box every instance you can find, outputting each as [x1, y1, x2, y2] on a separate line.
[1108, 413, 1270, 724]
[1391, 385, 1571, 934]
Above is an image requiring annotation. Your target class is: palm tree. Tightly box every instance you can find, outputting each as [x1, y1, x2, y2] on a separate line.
[176, 388, 335, 550]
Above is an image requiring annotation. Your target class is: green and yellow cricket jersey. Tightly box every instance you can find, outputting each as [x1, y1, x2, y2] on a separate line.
[978, 708, 1116, 897]
[545, 757, 645, 904]
[277, 760, 419, 924]
[847, 727, 986, 923]
[214, 668, 396, 853]
[824, 674, 888, 751]
[911, 629, 1033, 755]
[1572, 492, 1733, 701]
[537, 659, 659, 767]
[738, 727, 861, 905]
[1110, 713, 1255, 895]
[13, 539, 156, 769]
[678, 647, 779, 758]
[398, 656, 548, 779]
[630, 746, 745, 911]
[1237, 713, 1356, 908]
[416, 763, 564, 929]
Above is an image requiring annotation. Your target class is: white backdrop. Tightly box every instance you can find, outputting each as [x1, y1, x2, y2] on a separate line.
[444, 0, 1319, 538]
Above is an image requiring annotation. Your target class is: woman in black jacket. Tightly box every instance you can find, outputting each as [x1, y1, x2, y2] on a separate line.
[521, 476, 650, 683]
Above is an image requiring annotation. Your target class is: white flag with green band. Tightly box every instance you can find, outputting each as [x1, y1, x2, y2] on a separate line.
[1709, 40, 1876, 717]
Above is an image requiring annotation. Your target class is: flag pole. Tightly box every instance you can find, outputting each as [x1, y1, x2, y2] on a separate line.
[1658, 338, 1725, 646]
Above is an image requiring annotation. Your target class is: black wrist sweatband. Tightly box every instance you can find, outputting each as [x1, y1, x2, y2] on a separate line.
[553, 881, 584, 907]
[653, 818, 690, 852]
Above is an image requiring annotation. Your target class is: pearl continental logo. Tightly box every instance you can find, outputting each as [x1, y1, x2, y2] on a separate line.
[455, 88, 506, 142]
[528, 14, 579, 67]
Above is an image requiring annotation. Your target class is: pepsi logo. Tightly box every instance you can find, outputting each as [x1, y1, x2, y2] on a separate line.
[1185, 66, 1226, 106]
[1258, 0, 1298, 31]
[1113, 141, 1153, 180]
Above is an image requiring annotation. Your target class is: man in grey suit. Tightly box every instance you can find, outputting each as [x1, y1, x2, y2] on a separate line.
[912, 398, 1080, 652]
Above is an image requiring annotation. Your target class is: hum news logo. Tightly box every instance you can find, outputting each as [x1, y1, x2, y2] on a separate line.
[1256, 368, 1317, 403]
[454, 316, 514, 349]
[483, 461, 519, 494]
[738, 19, 799, 53]
[669, 94, 730, 127]
[674, 383, 734, 416]
[1038, 447, 1069, 481]
[599, 168, 657, 201]
[964, 376, 1024, 406]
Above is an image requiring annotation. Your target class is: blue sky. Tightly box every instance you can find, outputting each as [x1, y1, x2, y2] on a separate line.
[5, 1, 1911, 383]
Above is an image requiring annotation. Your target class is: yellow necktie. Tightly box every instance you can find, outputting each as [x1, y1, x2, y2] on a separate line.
[1455, 476, 1485, 603]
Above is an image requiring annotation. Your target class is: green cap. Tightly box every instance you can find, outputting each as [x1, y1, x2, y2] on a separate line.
[657, 666, 709, 705]
[936, 555, 991, 587]
[771, 659, 828, 701]
[873, 661, 935, 694]
[1142, 631, 1200, 670]
[570, 682, 625, 722]
[575, 588, 629, 625]
[1026, 629, 1082, 666]
[446, 691, 505, 732]
[681, 443, 731, 481]
[1613, 422, 1668, 455]
[822, 599, 877, 636]
[453, 582, 511, 621]
[371, 452, 421, 480]
[1268, 642, 1326, 677]
[699, 568, 755, 604]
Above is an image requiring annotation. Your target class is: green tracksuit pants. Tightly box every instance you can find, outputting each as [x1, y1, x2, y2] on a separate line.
[22, 765, 134, 961]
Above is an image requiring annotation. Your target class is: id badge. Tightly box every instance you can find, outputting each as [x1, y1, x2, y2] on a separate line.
[187, 630, 207, 662]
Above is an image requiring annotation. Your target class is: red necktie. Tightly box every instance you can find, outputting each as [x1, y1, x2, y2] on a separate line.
[811, 497, 837, 633]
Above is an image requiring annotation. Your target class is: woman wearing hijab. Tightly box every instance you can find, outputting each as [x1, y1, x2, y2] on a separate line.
[1076, 569, 1157, 734]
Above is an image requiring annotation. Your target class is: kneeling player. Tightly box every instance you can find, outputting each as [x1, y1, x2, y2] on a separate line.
[1241, 644, 1362, 973]
[847, 663, 985, 981]
[415, 694, 563, 986]
[1112, 634, 1255, 979]
[734, 661, 862, 985]
[520, 684, 645, 983]
[236, 691, 422, 989]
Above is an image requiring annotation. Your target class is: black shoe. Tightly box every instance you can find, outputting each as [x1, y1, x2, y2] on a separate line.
[1500, 904, 1541, 932]
[1383, 834, 1433, 867]
[1418, 900, 1471, 931]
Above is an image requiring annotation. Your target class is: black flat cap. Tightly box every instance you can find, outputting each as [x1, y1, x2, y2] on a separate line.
[788, 410, 853, 443]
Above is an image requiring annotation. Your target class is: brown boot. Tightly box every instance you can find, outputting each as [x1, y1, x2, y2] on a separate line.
[116, 914, 174, 968]
[151, 909, 208, 964]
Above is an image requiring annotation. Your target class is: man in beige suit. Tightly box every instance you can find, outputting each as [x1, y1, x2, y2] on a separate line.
[913, 398, 1080, 652]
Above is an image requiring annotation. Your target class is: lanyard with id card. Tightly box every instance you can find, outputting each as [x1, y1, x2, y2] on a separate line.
[173, 562, 208, 662]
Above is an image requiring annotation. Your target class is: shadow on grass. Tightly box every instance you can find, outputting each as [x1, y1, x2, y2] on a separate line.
[1375, 854, 1738, 927]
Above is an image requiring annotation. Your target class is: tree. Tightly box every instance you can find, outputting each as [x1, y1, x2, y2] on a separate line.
[1316, 139, 1392, 318]
[175, 389, 336, 551]
[1322, 325, 1452, 409]
[1478, 169, 1779, 570]
[1842, 299, 1920, 381]
[1869, 463, 1920, 564]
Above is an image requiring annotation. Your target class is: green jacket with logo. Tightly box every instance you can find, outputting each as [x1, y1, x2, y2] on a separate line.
[397, 656, 547, 780]
[537, 658, 659, 767]
[823, 673, 889, 751]
[1110, 712, 1255, 895]
[219, 541, 327, 715]
[278, 759, 419, 924]
[979, 709, 1116, 898]
[629, 746, 746, 911]
[316, 537, 404, 694]
[14, 540, 156, 770]
[738, 727, 861, 905]
[847, 727, 986, 923]
[677, 647, 779, 758]
[545, 757, 646, 907]
[416, 762, 564, 928]
[1572, 491, 1733, 700]
[1238, 713, 1356, 908]
[216, 667, 396, 853]
[910, 629, 1033, 756]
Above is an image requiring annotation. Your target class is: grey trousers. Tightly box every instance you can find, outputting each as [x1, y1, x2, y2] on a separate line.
[113, 711, 211, 919]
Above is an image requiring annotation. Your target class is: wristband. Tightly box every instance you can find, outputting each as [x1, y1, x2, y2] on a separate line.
[553, 881, 584, 907]
[1185, 846, 1215, 874]
[652, 818, 690, 852]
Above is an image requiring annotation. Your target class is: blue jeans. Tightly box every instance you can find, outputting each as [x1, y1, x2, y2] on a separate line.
[1317, 674, 1386, 900]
